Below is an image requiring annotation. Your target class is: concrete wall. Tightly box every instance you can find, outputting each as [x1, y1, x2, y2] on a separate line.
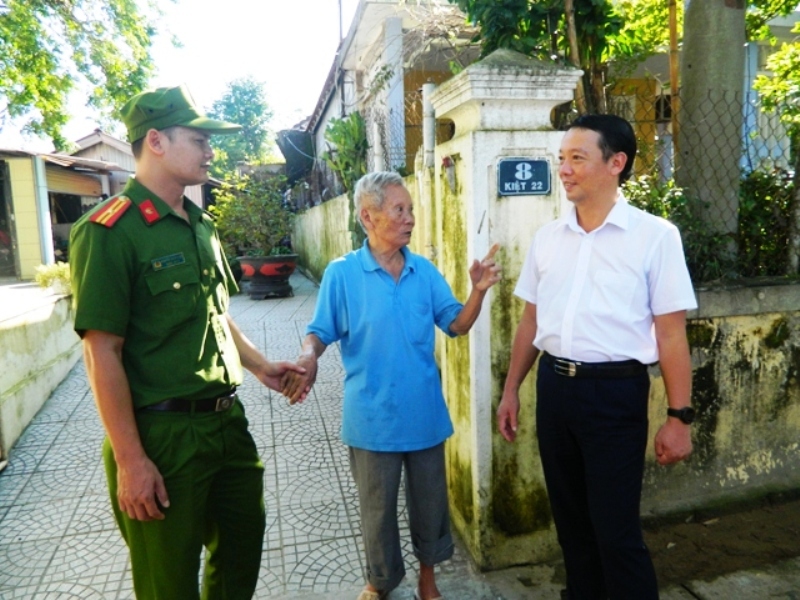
[642, 284, 800, 517]
[293, 193, 352, 283]
[0, 289, 81, 460]
[290, 48, 800, 572]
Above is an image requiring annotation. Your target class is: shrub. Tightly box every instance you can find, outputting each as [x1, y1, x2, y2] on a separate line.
[738, 167, 795, 277]
[34, 262, 71, 294]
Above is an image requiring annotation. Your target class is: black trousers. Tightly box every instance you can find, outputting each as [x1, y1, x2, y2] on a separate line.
[536, 359, 659, 600]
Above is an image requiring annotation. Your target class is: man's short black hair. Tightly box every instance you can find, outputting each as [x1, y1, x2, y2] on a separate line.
[569, 114, 637, 184]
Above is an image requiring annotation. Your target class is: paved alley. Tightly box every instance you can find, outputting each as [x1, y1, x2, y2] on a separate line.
[2, 272, 800, 599]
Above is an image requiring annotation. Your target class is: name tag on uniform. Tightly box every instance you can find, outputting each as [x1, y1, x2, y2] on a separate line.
[152, 253, 186, 271]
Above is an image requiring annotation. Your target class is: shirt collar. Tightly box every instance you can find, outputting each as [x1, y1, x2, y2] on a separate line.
[358, 239, 415, 273]
[565, 192, 631, 233]
[124, 178, 202, 225]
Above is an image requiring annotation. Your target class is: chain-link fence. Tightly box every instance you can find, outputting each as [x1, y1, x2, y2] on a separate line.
[303, 82, 797, 283]
[603, 88, 797, 283]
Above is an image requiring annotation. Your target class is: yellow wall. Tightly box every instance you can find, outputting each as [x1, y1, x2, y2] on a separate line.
[608, 78, 663, 176]
[7, 158, 44, 280]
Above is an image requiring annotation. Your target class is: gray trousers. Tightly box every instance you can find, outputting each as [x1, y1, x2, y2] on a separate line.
[349, 443, 454, 592]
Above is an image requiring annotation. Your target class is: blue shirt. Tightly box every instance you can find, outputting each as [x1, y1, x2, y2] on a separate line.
[307, 241, 462, 452]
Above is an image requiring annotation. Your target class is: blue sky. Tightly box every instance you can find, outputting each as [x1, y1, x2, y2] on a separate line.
[1, 0, 359, 151]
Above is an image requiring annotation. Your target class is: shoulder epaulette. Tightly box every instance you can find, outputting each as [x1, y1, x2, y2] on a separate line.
[89, 196, 132, 228]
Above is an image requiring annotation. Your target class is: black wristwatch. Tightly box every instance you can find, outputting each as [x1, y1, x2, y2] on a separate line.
[667, 406, 696, 424]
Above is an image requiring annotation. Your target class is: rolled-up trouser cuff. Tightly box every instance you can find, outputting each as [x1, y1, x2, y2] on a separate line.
[413, 532, 454, 566]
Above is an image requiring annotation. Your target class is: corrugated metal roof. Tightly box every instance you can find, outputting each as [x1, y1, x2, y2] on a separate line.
[41, 153, 126, 172]
[0, 148, 126, 173]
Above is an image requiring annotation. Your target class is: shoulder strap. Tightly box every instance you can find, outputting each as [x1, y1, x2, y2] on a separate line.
[89, 196, 132, 228]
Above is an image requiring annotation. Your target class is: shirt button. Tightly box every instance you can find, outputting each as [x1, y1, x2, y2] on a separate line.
[173, 282, 181, 290]
[203, 269, 209, 276]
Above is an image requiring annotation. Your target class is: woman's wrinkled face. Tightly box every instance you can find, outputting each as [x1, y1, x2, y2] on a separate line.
[366, 184, 415, 249]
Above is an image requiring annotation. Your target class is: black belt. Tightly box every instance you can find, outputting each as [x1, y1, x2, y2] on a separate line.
[542, 353, 647, 379]
[143, 389, 237, 413]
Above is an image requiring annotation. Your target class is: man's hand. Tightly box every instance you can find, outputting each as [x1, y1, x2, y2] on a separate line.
[497, 392, 521, 442]
[116, 455, 169, 521]
[254, 360, 307, 395]
[654, 419, 693, 465]
[469, 243, 502, 292]
[281, 352, 319, 405]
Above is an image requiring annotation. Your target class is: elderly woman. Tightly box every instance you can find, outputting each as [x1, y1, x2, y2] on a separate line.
[283, 171, 500, 600]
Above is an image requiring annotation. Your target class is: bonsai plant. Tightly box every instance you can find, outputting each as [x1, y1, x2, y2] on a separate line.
[210, 172, 297, 298]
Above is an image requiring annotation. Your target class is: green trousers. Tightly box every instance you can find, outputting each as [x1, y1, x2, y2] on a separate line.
[103, 400, 265, 600]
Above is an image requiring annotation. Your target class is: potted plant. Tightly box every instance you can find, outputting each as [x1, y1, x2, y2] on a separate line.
[210, 171, 298, 299]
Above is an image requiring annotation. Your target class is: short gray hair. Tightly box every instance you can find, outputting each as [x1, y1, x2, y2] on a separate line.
[354, 171, 406, 228]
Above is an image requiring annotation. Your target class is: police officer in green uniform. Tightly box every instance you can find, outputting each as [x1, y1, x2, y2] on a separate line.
[69, 85, 306, 600]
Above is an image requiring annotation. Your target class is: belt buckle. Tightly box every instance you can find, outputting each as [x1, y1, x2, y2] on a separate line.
[215, 394, 234, 412]
[553, 358, 578, 377]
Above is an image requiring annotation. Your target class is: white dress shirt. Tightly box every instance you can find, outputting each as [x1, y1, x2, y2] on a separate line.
[514, 195, 697, 364]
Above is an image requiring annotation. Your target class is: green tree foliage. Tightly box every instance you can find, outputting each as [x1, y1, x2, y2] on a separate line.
[448, 0, 676, 114]
[755, 22, 800, 138]
[610, 0, 682, 75]
[747, 0, 800, 39]
[0, 0, 161, 150]
[208, 76, 274, 177]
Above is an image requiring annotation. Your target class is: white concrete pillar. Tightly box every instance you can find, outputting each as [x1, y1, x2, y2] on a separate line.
[430, 48, 583, 569]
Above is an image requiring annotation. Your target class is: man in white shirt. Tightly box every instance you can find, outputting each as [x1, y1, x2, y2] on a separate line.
[497, 114, 696, 600]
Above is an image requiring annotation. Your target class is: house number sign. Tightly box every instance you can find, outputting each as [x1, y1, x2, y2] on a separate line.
[497, 157, 551, 196]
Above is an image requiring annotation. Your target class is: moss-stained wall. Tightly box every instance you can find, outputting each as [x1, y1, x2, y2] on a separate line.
[435, 151, 477, 535]
[293, 194, 351, 283]
[642, 307, 800, 516]
[291, 177, 800, 571]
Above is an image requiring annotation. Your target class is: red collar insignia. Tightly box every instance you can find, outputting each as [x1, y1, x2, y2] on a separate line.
[139, 199, 160, 224]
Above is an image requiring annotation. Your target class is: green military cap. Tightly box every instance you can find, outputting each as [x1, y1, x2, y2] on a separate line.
[120, 84, 242, 143]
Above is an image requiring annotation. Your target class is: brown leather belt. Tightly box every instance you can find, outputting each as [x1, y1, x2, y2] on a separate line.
[142, 389, 237, 413]
[542, 353, 647, 379]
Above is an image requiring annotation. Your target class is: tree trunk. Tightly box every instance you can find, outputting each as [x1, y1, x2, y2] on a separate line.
[565, 0, 588, 114]
[677, 0, 746, 266]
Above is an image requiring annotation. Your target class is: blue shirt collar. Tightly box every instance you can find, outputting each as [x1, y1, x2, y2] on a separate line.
[358, 239, 416, 274]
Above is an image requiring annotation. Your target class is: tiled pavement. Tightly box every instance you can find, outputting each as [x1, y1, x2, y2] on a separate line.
[0, 273, 509, 600]
[5, 272, 800, 599]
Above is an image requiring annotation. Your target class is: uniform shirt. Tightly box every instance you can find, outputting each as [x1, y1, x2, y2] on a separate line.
[515, 195, 697, 364]
[70, 178, 242, 408]
[307, 240, 461, 452]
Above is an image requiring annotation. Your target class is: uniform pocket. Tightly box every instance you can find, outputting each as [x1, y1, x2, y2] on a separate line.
[144, 266, 201, 326]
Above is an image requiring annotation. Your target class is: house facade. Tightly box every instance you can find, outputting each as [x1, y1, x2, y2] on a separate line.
[294, 0, 478, 202]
